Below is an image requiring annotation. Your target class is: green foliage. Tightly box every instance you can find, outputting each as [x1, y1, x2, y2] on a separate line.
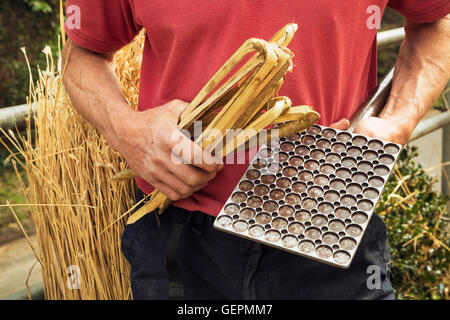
[0, 130, 28, 172]
[0, 0, 63, 107]
[0, 168, 34, 244]
[378, 146, 449, 300]
[25, 0, 53, 13]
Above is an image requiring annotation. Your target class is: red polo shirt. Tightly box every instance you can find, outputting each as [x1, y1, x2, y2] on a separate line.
[65, 0, 450, 216]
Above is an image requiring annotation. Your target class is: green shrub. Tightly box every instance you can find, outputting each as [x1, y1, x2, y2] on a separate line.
[0, 0, 62, 107]
[378, 146, 449, 300]
[24, 0, 53, 13]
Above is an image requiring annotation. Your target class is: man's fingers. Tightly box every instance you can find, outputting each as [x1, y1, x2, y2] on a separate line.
[329, 118, 350, 130]
[159, 148, 217, 187]
[150, 179, 183, 201]
[138, 98, 224, 199]
[148, 167, 198, 200]
[163, 99, 189, 119]
[171, 160, 217, 187]
[170, 130, 223, 173]
[160, 99, 223, 173]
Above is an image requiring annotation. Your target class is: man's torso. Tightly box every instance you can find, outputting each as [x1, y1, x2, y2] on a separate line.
[133, 0, 385, 214]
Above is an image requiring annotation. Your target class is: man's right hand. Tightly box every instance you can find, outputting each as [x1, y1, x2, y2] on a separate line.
[61, 42, 222, 201]
[111, 100, 223, 201]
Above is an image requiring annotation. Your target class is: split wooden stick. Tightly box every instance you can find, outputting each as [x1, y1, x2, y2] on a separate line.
[126, 24, 320, 224]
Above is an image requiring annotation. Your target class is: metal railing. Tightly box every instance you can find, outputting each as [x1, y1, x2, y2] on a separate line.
[377, 27, 405, 49]
[0, 104, 33, 132]
[410, 110, 450, 141]
[0, 27, 449, 300]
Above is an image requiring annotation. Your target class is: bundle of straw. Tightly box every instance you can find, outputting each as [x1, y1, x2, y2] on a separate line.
[127, 24, 320, 224]
[0, 32, 146, 300]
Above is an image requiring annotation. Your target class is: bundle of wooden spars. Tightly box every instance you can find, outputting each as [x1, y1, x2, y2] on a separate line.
[127, 24, 320, 224]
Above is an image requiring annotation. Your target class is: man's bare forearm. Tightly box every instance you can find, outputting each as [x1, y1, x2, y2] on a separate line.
[381, 14, 450, 137]
[62, 40, 135, 151]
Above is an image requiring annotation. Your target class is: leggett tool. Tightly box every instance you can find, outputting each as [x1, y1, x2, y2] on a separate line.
[214, 68, 402, 268]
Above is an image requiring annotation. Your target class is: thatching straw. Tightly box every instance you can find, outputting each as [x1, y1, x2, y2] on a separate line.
[0, 32, 146, 300]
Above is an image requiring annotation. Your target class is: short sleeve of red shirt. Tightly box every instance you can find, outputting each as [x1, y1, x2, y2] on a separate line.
[65, 0, 140, 53]
[388, 0, 450, 23]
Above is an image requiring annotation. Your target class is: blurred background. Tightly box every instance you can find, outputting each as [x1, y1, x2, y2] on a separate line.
[0, 1, 448, 300]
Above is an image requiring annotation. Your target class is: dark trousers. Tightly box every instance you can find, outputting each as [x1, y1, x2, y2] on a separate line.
[121, 189, 394, 300]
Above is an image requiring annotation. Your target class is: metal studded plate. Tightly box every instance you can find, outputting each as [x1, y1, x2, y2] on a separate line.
[213, 125, 402, 268]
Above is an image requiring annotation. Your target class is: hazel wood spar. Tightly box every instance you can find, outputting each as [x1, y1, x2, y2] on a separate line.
[126, 24, 320, 224]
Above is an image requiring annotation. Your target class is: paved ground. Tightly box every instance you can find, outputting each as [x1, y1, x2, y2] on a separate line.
[0, 234, 42, 299]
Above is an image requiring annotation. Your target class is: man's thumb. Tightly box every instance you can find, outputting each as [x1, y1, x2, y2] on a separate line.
[163, 99, 189, 118]
[329, 118, 350, 130]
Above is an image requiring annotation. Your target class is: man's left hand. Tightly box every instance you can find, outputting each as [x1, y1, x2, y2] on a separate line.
[330, 117, 412, 145]
[353, 116, 412, 145]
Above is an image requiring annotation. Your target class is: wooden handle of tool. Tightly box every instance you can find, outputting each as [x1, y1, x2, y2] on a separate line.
[347, 67, 394, 132]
